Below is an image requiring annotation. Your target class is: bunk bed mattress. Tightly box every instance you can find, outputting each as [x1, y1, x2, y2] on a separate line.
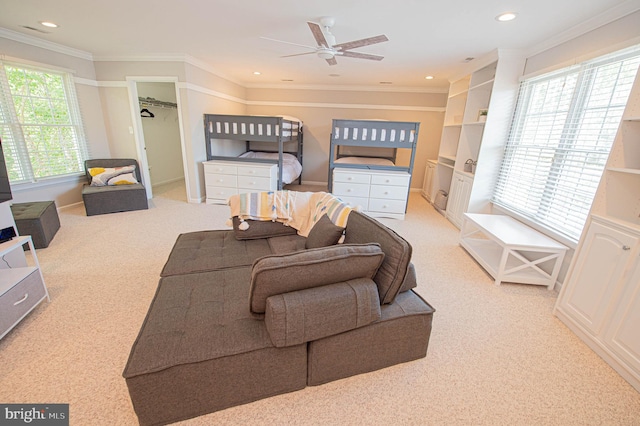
[239, 152, 302, 184]
[334, 157, 395, 167]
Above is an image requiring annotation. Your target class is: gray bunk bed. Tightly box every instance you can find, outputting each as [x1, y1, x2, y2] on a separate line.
[203, 114, 303, 190]
[328, 119, 420, 218]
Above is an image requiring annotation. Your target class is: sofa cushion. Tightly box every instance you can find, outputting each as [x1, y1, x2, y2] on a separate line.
[232, 216, 298, 240]
[399, 262, 418, 293]
[267, 234, 307, 254]
[265, 278, 381, 348]
[305, 214, 345, 249]
[344, 211, 412, 304]
[161, 230, 273, 276]
[249, 243, 385, 315]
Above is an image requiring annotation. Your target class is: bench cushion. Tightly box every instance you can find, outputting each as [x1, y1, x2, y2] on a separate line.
[160, 230, 273, 276]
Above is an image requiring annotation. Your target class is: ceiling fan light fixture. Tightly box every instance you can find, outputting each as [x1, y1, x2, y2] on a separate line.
[39, 21, 58, 28]
[317, 49, 335, 60]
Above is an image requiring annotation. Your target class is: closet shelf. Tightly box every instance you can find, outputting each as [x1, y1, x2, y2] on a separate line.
[138, 97, 177, 109]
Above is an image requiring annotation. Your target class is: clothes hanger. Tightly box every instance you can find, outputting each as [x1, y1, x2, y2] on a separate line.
[140, 108, 155, 118]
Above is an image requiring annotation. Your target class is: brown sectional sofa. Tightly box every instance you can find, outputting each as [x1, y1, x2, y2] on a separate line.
[123, 210, 435, 425]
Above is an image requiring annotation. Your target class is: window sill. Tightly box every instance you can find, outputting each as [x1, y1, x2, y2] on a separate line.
[10, 173, 86, 193]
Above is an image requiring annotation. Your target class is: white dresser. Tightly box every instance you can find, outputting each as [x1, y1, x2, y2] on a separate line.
[203, 160, 278, 204]
[332, 169, 411, 220]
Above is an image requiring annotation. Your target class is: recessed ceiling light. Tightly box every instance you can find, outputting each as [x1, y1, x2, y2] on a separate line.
[281, 79, 294, 82]
[329, 74, 340, 77]
[253, 71, 261, 75]
[496, 12, 517, 22]
[379, 81, 393, 85]
[40, 21, 58, 28]
[425, 76, 434, 80]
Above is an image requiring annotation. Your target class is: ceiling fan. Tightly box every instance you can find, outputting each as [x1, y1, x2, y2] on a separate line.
[262, 16, 389, 66]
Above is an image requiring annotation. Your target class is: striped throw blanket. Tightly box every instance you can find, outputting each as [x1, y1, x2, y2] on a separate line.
[227, 191, 352, 237]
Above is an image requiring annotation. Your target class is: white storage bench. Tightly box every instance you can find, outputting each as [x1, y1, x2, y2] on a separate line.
[460, 213, 568, 289]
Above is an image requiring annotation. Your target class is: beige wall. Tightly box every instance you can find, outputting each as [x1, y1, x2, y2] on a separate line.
[246, 87, 446, 188]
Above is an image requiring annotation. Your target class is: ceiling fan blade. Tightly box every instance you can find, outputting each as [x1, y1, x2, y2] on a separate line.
[307, 21, 330, 48]
[260, 36, 317, 51]
[340, 51, 384, 61]
[281, 51, 317, 58]
[333, 35, 389, 51]
[326, 57, 338, 66]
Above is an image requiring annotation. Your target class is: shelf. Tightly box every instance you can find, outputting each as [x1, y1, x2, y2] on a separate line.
[608, 167, 640, 175]
[438, 161, 454, 170]
[0, 236, 30, 257]
[448, 89, 468, 99]
[469, 78, 495, 92]
[0, 267, 37, 296]
[443, 123, 463, 128]
[463, 121, 487, 126]
[623, 116, 640, 121]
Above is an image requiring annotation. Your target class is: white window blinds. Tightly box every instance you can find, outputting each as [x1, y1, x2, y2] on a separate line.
[0, 61, 89, 184]
[492, 47, 640, 242]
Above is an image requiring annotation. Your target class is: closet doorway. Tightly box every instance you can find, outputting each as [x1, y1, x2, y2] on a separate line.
[128, 78, 188, 201]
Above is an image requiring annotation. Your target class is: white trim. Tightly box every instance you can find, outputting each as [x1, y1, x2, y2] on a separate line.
[74, 78, 128, 88]
[246, 83, 449, 94]
[0, 27, 93, 61]
[521, 36, 640, 80]
[246, 100, 445, 112]
[176, 82, 246, 105]
[525, 2, 640, 58]
[0, 55, 77, 75]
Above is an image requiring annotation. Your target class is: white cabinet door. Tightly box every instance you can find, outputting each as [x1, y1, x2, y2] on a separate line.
[422, 162, 436, 202]
[559, 220, 639, 336]
[446, 172, 472, 228]
[604, 254, 640, 374]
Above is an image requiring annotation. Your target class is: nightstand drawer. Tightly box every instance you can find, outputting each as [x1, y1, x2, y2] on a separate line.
[333, 171, 371, 185]
[370, 185, 408, 201]
[333, 182, 370, 198]
[371, 173, 410, 186]
[237, 175, 274, 191]
[204, 163, 237, 175]
[368, 198, 406, 214]
[0, 269, 46, 335]
[205, 173, 237, 188]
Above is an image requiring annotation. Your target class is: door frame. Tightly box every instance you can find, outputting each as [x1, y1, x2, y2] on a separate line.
[126, 76, 189, 200]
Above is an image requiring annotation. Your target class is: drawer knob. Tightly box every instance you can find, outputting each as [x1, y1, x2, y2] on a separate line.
[13, 293, 29, 306]
[384, 191, 389, 195]
[348, 177, 352, 180]
[623, 245, 631, 251]
[218, 179, 224, 182]
[385, 179, 390, 183]
[347, 189, 352, 192]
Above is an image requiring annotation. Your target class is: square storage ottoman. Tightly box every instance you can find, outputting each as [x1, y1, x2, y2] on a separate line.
[11, 201, 60, 249]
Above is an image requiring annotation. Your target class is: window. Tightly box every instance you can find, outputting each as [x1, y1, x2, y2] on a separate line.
[493, 46, 640, 242]
[0, 61, 89, 184]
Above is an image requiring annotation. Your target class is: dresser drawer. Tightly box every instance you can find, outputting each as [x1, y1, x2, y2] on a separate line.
[333, 182, 370, 198]
[371, 173, 410, 187]
[238, 175, 275, 192]
[333, 171, 371, 185]
[370, 185, 408, 201]
[205, 173, 237, 188]
[237, 165, 275, 178]
[335, 195, 369, 210]
[206, 185, 238, 201]
[0, 270, 46, 335]
[204, 163, 237, 175]
[368, 198, 407, 214]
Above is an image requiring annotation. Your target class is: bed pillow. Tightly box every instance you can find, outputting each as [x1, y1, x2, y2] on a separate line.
[305, 214, 345, 249]
[89, 166, 138, 186]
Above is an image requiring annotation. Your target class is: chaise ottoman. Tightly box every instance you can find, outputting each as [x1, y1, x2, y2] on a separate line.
[11, 201, 60, 249]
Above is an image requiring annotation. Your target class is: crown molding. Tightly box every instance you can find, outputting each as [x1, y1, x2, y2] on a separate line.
[0, 27, 93, 61]
[525, 1, 640, 58]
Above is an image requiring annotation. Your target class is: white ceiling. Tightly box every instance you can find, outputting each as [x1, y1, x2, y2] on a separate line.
[1, 0, 639, 89]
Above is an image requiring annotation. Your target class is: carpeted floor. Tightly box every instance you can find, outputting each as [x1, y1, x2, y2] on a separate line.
[1, 180, 639, 425]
